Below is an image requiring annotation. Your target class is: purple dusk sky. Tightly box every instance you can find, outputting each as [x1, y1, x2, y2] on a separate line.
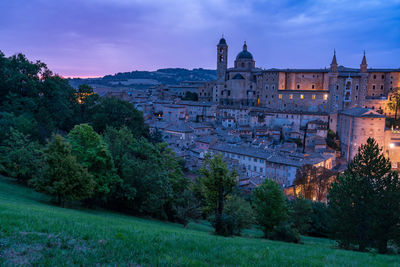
[1, 0, 400, 78]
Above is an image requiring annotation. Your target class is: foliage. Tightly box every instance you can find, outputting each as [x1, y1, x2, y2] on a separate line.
[0, 128, 44, 183]
[387, 87, 400, 121]
[75, 84, 99, 123]
[308, 202, 331, 238]
[0, 112, 39, 141]
[174, 189, 201, 227]
[199, 153, 237, 235]
[268, 222, 301, 244]
[209, 213, 237, 237]
[68, 124, 119, 203]
[328, 137, 400, 253]
[224, 195, 255, 235]
[103, 127, 186, 219]
[30, 135, 94, 206]
[326, 129, 339, 151]
[294, 165, 335, 201]
[1, 177, 399, 266]
[90, 97, 148, 137]
[253, 179, 288, 236]
[181, 91, 199, 101]
[289, 197, 313, 234]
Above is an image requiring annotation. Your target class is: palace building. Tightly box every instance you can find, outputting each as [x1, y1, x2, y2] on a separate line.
[199, 37, 400, 117]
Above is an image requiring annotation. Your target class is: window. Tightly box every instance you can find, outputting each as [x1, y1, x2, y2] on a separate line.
[253, 166, 256, 171]
[289, 94, 293, 100]
[372, 85, 376, 90]
[323, 94, 328, 100]
[336, 85, 339, 90]
[312, 84, 315, 89]
[265, 85, 269, 90]
[260, 168, 263, 173]
[380, 85, 384, 90]
[374, 75, 376, 79]
[382, 75, 385, 79]
[272, 85, 275, 90]
[356, 85, 359, 90]
[266, 95, 268, 98]
[297, 84, 300, 89]
[355, 95, 358, 100]
[312, 94, 316, 100]
[278, 94, 282, 99]
[254, 158, 258, 162]
[300, 94, 304, 100]
[336, 96, 339, 101]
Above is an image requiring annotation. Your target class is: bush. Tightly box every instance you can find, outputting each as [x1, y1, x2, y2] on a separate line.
[268, 223, 301, 243]
[253, 179, 288, 237]
[225, 195, 255, 235]
[289, 197, 312, 234]
[209, 213, 237, 237]
[308, 202, 331, 238]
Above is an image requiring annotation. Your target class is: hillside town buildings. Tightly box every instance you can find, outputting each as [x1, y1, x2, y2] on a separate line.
[105, 36, 400, 191]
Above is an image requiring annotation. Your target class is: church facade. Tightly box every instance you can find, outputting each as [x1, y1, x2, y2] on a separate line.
[198, 37, 400, 117]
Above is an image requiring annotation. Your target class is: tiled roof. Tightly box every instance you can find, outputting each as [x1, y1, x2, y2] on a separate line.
[339, 107, 385, 118]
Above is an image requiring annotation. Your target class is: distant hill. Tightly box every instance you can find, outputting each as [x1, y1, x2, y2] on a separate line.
[68, 68, 216, 90]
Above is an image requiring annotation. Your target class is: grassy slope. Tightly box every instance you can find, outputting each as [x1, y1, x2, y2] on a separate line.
[0, 177, 399, 267]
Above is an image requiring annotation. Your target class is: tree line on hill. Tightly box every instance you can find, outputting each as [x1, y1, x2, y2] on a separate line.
[1, 51, 399, 254]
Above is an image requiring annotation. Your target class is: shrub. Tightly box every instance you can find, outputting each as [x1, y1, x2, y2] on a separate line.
[308, 202, 331, 238]
[225, 195, 255, 235]
[268, 223, 301, 243]
[253, 179, 288, 237]
[209, 213, 237, 237]
[289, 197, 313, 234]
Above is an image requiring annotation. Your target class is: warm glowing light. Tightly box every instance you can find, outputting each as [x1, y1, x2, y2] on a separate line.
[389, 143, 395, 148]
[324, 94, 328, 100]
[278, 94, 282, 99]
[300, 94, 304, 99]
[312, 94, 316, 100]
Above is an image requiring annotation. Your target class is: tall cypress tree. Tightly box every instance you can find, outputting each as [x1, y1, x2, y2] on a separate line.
[328, 137, 400, 253]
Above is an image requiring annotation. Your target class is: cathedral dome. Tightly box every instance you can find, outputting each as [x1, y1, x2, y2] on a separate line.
[236, 42, 253, 60]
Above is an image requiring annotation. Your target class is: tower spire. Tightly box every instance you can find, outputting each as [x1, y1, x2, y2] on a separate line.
[243, 41, 247, 51]
[360, 50, 367, 72]
[330, 49, 338, 72]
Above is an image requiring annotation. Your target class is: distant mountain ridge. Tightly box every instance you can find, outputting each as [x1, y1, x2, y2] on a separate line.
[68, 68, 217, 90]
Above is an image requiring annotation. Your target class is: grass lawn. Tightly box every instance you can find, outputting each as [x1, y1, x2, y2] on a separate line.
[0, 177, 399, 266]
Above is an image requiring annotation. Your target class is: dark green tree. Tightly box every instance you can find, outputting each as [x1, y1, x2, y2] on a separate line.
[253, 179, 288, 236]
[31, 135, 94, 206]
[224, 195, 255, 235]
[199, 153, 237, 235]
[328, 137, 400, 253]
[68, 124, 119, 203]
[91, 97, 148, 137]
[289, 197, 313, 234]
[0, 128, 44, 183]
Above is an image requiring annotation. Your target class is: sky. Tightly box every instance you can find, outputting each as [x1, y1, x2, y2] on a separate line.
[1, 0, 400, 78]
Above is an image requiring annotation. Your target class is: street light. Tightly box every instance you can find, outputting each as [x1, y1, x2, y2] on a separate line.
[390, 143, 395, 149]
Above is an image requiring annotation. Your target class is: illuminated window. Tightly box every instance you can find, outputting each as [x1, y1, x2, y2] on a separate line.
[289, 94, 293, 100]
[324, 94, 328, 100]
[279, 94, 282, 99]
[300, 94, 304, 100]
[312, 94, 316, 100]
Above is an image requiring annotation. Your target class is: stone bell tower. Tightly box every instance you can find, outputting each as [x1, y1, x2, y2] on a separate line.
[217, 36, 228, 82]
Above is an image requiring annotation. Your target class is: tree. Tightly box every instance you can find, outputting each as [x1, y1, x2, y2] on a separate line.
[387, 87, 400, 121]
[294, 165, 335, 201]
[253, 179, 288, 236]
[0, 128, 44, 183]
[68, 124, 119, 203]
[289, 197, 313, 234]
[308, 202, 331, 238]
[224, 195, 255, 235]
[31, 135, 94, 206]
[75, 84, 99, 124]
[328, 137, 400, 253]
[294, 165, 317, 200]
[199, 153, 237, 235]
[90, 97, 148, 137]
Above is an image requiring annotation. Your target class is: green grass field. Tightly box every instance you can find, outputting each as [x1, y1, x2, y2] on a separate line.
[0, 177, 399, 266]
